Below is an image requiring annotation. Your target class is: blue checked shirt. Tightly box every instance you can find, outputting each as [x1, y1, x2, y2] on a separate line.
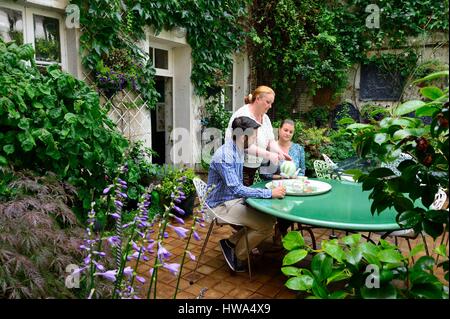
[206, 141, 272, 208]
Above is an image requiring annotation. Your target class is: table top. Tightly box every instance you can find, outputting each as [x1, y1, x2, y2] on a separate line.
[246, 178, 403, 232]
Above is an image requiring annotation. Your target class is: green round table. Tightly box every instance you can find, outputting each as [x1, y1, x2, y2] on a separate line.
[247, 179, 403, 232]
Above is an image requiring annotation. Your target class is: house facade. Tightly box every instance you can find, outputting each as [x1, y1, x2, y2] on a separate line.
[0, 0, 250, 169]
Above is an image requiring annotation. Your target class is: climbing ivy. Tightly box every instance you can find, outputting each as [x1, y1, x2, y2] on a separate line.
[248, 0, 449, 117]
[70, 0, 248, 105]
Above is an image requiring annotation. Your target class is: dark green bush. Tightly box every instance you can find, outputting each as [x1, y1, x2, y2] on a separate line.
[0, 39, 128, 216]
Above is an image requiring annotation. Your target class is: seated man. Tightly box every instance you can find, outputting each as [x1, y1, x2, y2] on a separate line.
[206, 116, 286, 272]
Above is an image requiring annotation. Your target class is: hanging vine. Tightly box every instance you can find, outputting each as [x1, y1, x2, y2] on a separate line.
[248, 0, 449, 117]
[70, 0, 249, 106]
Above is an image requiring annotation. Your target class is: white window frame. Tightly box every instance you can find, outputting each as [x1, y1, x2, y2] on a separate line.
[221, 58, 235, 111]
[0, 1, 67, 70]
[148, 42, 173, 77]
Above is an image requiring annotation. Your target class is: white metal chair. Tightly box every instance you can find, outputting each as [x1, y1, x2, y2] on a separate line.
[191, 178, 252, 280]
[378, 188, 448, 261]
[322, 153, 355, 182]
[381, 153, 413, 176]
[313, 160, 333, 179]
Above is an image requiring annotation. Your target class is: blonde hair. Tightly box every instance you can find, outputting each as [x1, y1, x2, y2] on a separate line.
[244, 85, 275, 104]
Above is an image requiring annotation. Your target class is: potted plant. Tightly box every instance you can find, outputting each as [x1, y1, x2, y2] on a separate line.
[157, 166, 197, 217]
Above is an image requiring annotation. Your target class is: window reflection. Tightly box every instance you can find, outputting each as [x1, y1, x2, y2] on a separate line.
[33, 14, 61, 63]
[0, 7, 23, 45]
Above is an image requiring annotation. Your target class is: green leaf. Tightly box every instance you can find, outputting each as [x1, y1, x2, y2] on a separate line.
[342, 234, 362, 247]
[360, 283, 397, 299]
[0, 155, 7, 166]
[282, 231, 305, 251]
[377, 249, 404, 263]
[422, 219, 444, 239]
[328, 291, 348, 299]
[346, 123, 372, 130]
[420, 86, 443, 100]
[285, 275, 314, 291]
[412, 256, 435, 272]
[345, 247, 363, 265]
[434, 244, 448, 257]
[32, 101, 44, 109]
[397, 210, 422, 228]
[415, 105, 440, 117]
[64, 113, 78, 124]
[311, 253, 334, 281]
[369, 167, 396, 178]
[282, 249, 308, 266]
[18, 118, 30, 130]
[311, 280, 328, 299]
[322, 241, 346, 263]
[281, 266, 302, 277]
[410, 283, 444, 299]
[412, 70, 449, 84]
[374, 133, 387, 145]
[3, 144, 15, 155]
[392, 128, 427, 140]
[409, 243, 425, 258]
[394, 100, 426, 116]
[326, 269, 352, 284]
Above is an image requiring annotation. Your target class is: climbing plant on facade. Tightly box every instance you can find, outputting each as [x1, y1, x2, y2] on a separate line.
[248, 0, 449, 118]
[70, 0, 249, 105]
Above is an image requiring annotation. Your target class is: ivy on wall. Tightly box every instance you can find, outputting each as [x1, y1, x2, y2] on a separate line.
[70, 0, 248, 105]
[248, 0, 449, 118]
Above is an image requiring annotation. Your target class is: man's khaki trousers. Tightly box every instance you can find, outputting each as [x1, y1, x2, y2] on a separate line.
[213, 198, 276, 261]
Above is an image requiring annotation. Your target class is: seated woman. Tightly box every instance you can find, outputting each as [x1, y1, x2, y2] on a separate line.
[259, 119, 306, 180]
[259, 119, 306, 243]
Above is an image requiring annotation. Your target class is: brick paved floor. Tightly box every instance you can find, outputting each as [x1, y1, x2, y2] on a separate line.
[137, 215, 447, 299]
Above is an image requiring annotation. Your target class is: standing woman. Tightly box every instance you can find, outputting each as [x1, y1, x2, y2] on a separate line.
[260, 119, 306, 180]
[225, 86, 291, 186]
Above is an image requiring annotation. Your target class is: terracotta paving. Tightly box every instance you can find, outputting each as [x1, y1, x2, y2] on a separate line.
[136, 215, 448, 299]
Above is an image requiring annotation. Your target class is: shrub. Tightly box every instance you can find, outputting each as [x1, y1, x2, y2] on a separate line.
[0, 168, 115, 298]
[0, 39, 128, 217]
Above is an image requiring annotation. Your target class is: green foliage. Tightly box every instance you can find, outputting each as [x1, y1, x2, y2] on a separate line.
[0, 169, 115, 298]
[0, 39, 129, 217]
[157, 166, 197, 205]
[250, 0, 350, 114]
[346, 70, 449, 239]
[71, 0, 248, 102]
[200, 96, 232, 135]
[281, 231, 448, 299]
[249, 0, 449, 117]
[300, 106, 330, 128]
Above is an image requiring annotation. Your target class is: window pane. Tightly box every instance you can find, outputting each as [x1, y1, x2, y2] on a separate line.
[149, 47, 154, 65]
[34, 14, 61, 63]
[154, 48, 168, 69]
[224, 86, 233, 111]
[0, 7, 23, 45]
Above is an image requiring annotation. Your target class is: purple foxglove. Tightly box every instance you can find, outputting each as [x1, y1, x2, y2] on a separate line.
[193, 231, 201, 241]
[163, 263, 180, 276]
[123, 266, 133, 277]
[164, 231, 169, 238]
[93, 261, 105, 271]
[172, 215, 185, 225]
[95, 269, 118, 282]
[135, 276, 146, 284]
[103, 186, 112, 194]
[107, 236, 120, 246]
[111, 212, 120, 219]
[187, 251, 196, 261]
[170, 225, 189, 239]
[114, 200, 123, 208]
[173, 206, 185, 215]
[157, 244, 171, 260]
